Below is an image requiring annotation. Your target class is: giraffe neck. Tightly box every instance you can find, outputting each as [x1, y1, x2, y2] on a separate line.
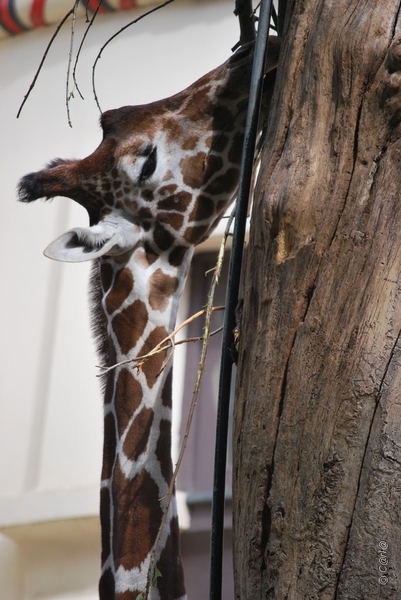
[97, 245, 192, 600]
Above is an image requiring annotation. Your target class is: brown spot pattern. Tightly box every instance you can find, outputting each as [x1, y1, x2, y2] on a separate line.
[103, 328, 118, 387]
[184, 224, 211, 245]
[138, 326, 168, 388]
[100, 487, 112, 566]
[158, 183, 178, 196]
[156, 419, 173, 483]
[148, 269, 179, 311]
[210, 133, 229, 153]
[143, 242, 160, 264]
[227, 131, 245, 164]
[164, 118, 184, 144]
[102, 412, 117, 481]
[182, 135, 199, 151]
[156, 517, 186, 600]
[154, 221, 175, 251]
[204, 154, 224, 177]
[157, 190, 192, 212]
[203, 167, 240, 196]
[189, 195, 216, 222]
[99, 566, 115, 599]
[112, 299, 148, 356]
[112, 466, 162, 570]
[157, 211, 184, 231]
[217, 199, 229, 213]
[180, 152, 207, 188]
[141, 189, 154, 202]
[161, 368, 173, 408]
[169, 246, 188, 266]
[105, 268, 134, 315]
[122, 407, 154, 461]
[213, 105, 235, 130]
[123, 198, 138, 212]
[138, 206, 153, 220]
[114, 368, 143, 436]
[181, 88, 213, 120]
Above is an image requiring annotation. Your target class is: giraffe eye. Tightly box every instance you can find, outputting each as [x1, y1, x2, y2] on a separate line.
[138, 146, 157, 184]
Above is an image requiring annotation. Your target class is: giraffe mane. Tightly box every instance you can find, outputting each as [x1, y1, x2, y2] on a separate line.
[89, 261, 110, 386]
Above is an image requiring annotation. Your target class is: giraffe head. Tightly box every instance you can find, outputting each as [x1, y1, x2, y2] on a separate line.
[18, 38, 280, 266]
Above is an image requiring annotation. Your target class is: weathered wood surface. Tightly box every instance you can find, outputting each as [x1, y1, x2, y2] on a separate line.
[233, 1, 401, 598]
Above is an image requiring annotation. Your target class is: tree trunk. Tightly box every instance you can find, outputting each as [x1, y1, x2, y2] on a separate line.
[233, 1, 401, 598]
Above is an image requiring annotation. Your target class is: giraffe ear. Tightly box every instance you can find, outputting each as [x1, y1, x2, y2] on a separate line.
[43, 222, 142, 263]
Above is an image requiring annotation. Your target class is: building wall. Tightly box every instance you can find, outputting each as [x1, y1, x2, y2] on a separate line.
[0, 1, 239, 598]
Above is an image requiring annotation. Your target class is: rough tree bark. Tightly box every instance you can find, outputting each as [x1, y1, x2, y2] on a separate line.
[233, 1, 401, 598]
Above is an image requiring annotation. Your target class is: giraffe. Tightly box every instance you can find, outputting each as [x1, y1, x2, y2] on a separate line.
[18, 37, 280, 600]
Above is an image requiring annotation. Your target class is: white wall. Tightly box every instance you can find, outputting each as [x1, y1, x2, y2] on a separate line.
[0, 1, 239, 598]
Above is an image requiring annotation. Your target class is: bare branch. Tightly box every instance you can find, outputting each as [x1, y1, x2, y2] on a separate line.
[66, 1, 80, 128]
[17, 6, 76, 119]
[17, 0, 176, 120]
[92, 0, 177, 113]
[96, 306, 225, 376]
[72, 2, 104, 102]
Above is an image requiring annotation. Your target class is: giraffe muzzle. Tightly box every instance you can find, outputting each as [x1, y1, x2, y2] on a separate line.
[18, 171, 45, 203]
[18, 158, 79, 202]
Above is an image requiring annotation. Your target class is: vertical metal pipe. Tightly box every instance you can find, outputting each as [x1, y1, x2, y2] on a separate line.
[209, 1, 274, 598]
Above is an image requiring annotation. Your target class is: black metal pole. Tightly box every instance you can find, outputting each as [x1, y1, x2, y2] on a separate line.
[209, 1, 274, 599]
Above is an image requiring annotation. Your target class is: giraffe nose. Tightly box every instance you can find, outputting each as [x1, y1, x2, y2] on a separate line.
[18, 159, 81, 203]
[18, 158, 108, 227]
[18, 171, 44, 203]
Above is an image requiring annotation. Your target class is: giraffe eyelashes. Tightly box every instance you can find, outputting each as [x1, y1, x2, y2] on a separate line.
[119, 145, 158, 187]
[138, 146, 157, 184]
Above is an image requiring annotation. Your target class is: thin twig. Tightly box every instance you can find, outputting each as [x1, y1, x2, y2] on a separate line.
[72, 1, 104, 101]
[92, 0, 177, 113]
[66, 0, 80, 128]
[145, 207, 236, 596]
[17, 7, 76, 118]
[96, 306, 225, 376]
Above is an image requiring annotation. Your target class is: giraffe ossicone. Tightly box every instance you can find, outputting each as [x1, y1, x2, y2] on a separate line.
[18, 37, 280, 600]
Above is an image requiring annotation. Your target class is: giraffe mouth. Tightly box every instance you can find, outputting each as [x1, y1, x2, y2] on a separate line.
[17, 159, 108, 226]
